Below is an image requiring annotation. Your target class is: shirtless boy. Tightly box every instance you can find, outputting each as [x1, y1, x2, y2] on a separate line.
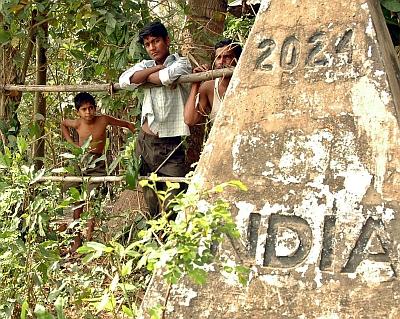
[184, 39, 242, 126]
[61, 92, 135, 253]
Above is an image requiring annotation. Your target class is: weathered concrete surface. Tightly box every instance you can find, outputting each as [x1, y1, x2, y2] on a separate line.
[141, 0, 400, 317]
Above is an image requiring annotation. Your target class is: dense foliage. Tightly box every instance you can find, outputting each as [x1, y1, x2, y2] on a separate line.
[0, 134, 248, 318]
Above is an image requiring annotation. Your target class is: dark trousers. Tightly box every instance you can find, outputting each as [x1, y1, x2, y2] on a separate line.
[135, 130, 188, 218]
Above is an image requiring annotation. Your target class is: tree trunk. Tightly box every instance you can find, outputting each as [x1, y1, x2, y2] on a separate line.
[0, 14, 19, 124]
[183, 0, 228, 170]
[0, 10, 36, 138]
[33, 18, 48, 170]
[183, 0, 228, 64]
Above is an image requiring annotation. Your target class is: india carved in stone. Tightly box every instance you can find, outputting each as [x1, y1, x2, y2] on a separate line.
[141, 0, 400, 317]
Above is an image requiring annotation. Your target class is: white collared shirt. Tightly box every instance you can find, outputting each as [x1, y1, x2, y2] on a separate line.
[119, 53, 191, 137]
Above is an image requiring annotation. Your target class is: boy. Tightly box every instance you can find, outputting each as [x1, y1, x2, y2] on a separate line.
[119, 21, 191, 218]
[61, 92, 135, 253]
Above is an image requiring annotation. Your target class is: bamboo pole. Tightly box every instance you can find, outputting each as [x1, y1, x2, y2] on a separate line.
[37, 175, 190, 183]
[33, 15, 48, 170]
[2, 68, 234, 92]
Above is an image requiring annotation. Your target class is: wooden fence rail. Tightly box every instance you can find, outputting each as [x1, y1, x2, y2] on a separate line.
[37, 175, 189, 183]
[2, 68, 234, 93]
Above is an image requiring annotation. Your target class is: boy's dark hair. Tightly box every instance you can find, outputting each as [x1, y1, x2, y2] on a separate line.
[138, 21, 168, 44]
[74, 92, 96, 110]
[214, 39, 243, 59]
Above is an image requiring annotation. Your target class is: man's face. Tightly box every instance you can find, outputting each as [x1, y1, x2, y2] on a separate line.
[214, 45, 238, 69]
[78, 102, 96, 121]
[143, 35, 170, 64]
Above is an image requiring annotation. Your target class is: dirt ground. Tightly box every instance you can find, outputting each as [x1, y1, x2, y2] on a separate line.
[100, 186, 149, 242]
[54, 185, 149, 244]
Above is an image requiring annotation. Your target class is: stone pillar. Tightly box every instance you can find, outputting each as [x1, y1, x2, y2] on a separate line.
[142, 0, 400, 317]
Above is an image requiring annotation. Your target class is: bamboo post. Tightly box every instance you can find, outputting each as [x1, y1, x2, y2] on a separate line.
[0, 45, 5, 119]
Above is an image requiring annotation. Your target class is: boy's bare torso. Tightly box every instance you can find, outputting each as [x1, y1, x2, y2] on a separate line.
[76, 115, 108, 154]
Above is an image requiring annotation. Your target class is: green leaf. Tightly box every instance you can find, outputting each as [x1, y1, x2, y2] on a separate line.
[228, 180, 248, 191]
[69, 49, 85, 60]
[98, 47, 107, 64]
[107, 154, 121, 174]
[20, 300, 29, 319]
[166, 181, 180, 190]
[81, 135, 92, 151]
[118, 283, 137, 291]
[110, 273, 119, 292]
[381, 0, 400, 11]
[0, 30, 11, 44]
[106, 13, 117, 29]
[149, 305, 163, 319]
[17, 137, 28, 153]
[125, 165, 139, 189]
[96, 292, 109, 312]
[54, 296, 66, 319]
[149, 173, 158, 182]
[30, 168, 45, 184]
[212, 184, 224, 193]
[128, 38, 137, 58]
[81, 252, 97, 264]
[86, 241, 113, 253]
[139, 179, 149, 188]
[76, 245, 95, 254]
[122, 305, 135, 318]
[68, 187, 81, 200]
[121, 259, 133, 277]
[188, 268, 208, 285]
[34, 304, 54, 319]
[136, 254, 148, 270]
[235, 265, 251, 286]
[92, 153, 106, 164]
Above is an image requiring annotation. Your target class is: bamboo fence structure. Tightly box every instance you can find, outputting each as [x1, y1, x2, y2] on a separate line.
[2, 68, 234, 184]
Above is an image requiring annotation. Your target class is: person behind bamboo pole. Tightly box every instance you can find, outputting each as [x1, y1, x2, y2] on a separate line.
[184, 39, 242, 126]
[60, 92, 135, 254]
[119, 21, 191, 218]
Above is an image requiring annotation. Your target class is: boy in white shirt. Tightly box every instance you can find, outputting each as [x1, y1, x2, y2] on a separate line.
[119, 21, 191, 218]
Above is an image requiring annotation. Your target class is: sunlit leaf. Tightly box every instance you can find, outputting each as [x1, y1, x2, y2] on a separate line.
[96, 292, 109, 312]
[149, 305, 163, 319]
[121, 259, 133, 277]
[228, 180, 248, 191]
[76, 245, 95, 254]
[166, 181, 180, 190]
[54, 296, 66, 319]
[20, 300, 29, 319]
[86, 241, 113, 253]
[34, 304, 54, 319]
[122, 305, 135, 318]
[109, 273, 119, 292]
[118, 283, 137, 291]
